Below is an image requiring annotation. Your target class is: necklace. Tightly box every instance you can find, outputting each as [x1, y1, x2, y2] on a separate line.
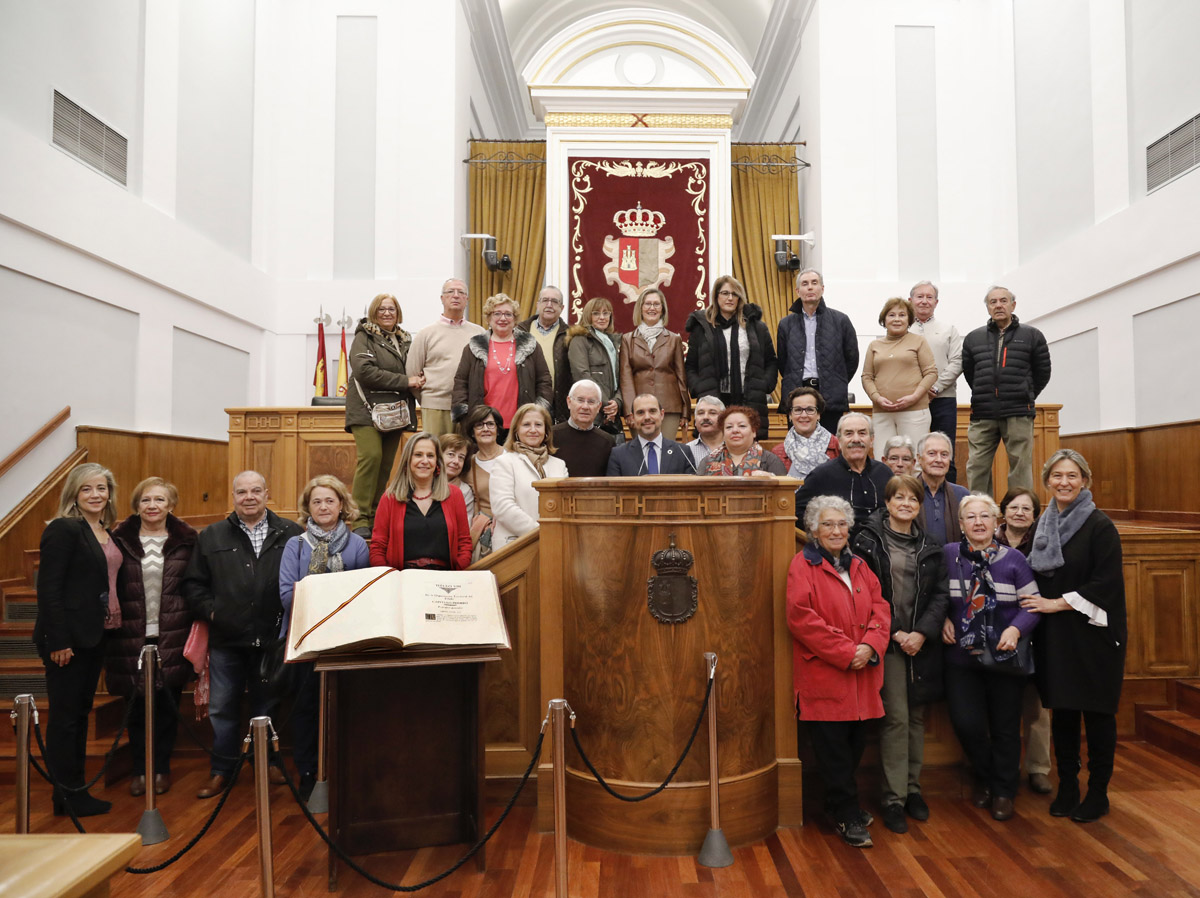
[491, 339, 516, 373]
[413, 491, 432, 501]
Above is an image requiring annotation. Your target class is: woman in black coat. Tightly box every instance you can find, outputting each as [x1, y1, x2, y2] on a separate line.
[1021, 449, 1126, 823]
[684, 275, 778, 439]
[34, 462, 122, 817]
[852, 474, 949, 833]
[107, 477, 197, 797]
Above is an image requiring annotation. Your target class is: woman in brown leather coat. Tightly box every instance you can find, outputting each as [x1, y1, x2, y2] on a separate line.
[620, 287, 690, 442]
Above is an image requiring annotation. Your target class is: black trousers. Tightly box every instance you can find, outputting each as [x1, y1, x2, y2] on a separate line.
[127, 681, 183, 776]
[927, 396, 959, 483]
[43, 643, 105, 789]
[290, 661, 320, 777]
[1051, 709, 1117, 790]
[804, 719, 868, 823]
[944, 664, 1025, 799]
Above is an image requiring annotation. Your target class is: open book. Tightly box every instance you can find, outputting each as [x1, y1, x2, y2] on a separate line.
[285, 567, 511, 663]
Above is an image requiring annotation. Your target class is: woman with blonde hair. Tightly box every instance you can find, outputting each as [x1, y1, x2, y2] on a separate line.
[567, 296, 623, 435]
[490, 403, 569, 547]
[452, 293, 552, 433]
[370, 432, 473, 571]
[619, 287, 689, 441]
[345, 293, 423, 536]
[685, 275, 778, 439]
[277, 475, 368, 798]
[107, 477, 198, 797]
[35, 462, 121, 816]
[861, 297, 938, 456]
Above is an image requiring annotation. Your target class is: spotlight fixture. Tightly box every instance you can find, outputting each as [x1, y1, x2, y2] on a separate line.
[461, 233, 512, 272]
[771, 233, 815, 271]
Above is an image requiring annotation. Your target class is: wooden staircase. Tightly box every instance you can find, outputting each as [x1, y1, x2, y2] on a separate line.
[1136, 679, 1200, 768]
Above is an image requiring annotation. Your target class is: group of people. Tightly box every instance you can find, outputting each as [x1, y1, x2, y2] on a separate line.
[789, 417, 1124, 847]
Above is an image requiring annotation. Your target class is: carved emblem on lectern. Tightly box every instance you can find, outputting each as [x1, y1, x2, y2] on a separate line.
[647, 533, 698, 624]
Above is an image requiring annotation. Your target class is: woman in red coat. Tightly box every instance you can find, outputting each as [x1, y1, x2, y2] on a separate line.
[788, 494, 891, 848]
[370, 432, 473, 570]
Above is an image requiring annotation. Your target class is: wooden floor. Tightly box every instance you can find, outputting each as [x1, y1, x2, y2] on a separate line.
[3, 741, 1200, 897]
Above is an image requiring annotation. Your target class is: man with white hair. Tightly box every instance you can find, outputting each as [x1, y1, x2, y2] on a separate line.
[913, 431, 969, 547]
[685, 395, 725, 467]
[551, 379, 615, 477]
[909, 280, 963, 482]
[406, 278, 486, 437]
[795, 412, 892, 537]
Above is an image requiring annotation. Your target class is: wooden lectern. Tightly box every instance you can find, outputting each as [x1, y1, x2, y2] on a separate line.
[534, 475, 802, 854]
[315, 646, 501, 888]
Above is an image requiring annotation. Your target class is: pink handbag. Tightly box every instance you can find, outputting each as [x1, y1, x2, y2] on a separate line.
[183, 620, 210, 720]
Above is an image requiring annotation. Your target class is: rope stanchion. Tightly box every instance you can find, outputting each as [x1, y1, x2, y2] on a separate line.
[305, 670, 329, 814]
[10, 694, 35, 833]
[549, 699, 569, 898]
[270, 719, 545, 892]
[136, 644, 169, 845]
[568, 666, 715, 802]
[696, 653, 732, 868]
[251, 716, 276, 898]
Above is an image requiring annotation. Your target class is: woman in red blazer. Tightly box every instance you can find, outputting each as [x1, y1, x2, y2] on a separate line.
[369, 432, 473, 570]
[788, 494, 890, 849]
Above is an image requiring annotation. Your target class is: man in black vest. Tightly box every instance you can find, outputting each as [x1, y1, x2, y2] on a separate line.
[552, 379, 615, 477]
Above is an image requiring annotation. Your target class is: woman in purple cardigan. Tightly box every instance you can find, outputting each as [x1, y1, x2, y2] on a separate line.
[941, 492, 1041, 822]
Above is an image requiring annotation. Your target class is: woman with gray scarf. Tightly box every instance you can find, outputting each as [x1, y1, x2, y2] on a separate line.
[1020, 449, 1126, 823]
[278, 475, 370, 800]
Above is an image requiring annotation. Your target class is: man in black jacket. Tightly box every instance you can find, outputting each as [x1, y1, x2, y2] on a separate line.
[517, 285, 570, 422]
[961, 286, 1052, 494]
[776, 268, 860, 433]
[795, 412, 892, 538]
[183, 471, 303, 799]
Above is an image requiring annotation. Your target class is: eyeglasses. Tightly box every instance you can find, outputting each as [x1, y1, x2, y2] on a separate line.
[717, 290, 739, 298]
[817, 520, 850, 531]
[442, 288, 467, 296]
[539, 297, 563, 306]
[790, 407, 819, 416]
[491, 311, 515, 320]
[474, 421, 498, 430]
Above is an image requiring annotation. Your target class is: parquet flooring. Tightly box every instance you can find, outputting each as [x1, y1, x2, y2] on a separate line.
[3, 740, 1200, 897]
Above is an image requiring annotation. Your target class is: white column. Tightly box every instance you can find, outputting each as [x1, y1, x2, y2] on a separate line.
[1089, 0, 1130, 223]
[141, 0, 180, 217]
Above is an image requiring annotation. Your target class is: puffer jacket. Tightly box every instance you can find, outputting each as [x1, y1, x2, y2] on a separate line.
[961, 314, 1051, 420]
[684, 303, 778, 437]
[786, 541, 890, 722]
[851, 509, 950, 705]
[344, 318, 417, 432]
[776, 298, 859, 413]
[517, 315, 570, 422]
[450, 329, 553, 422]
[106, 514, 198, 696]
[565, 326, 623, 415]
[182, 511, 304, 648]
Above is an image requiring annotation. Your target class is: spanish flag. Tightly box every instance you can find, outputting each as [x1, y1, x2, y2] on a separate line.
[335, 324, 349, 397]
[314, 320, 328, 397]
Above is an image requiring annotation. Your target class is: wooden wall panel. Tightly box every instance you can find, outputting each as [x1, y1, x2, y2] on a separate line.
[0, 448, 87, 582]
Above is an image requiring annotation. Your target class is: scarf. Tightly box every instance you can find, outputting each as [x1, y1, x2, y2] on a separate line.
[305, 519, 350, 576]
[818, 544, 854, 575]
[511, 441, 550, 478]
[636, 322, 665, 352]
[1028, 488, 1095, 573]
[591, 328, 619, 385]
[954, 538, 1013, 660]
[782, 425, 833, 479]
[712, 313, 744, 399]
[702, 442, 766, 476]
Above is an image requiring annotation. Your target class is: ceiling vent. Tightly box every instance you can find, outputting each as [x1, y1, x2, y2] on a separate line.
[51, 90, 127, 186]
[1147, 113, 1198, 193]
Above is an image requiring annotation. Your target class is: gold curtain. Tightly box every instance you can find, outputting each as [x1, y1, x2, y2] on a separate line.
[730, 143, 802, 339]
[467, 141, 547, 323]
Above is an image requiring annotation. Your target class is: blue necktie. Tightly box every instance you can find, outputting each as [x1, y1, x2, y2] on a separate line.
[647, 442, 659, 475]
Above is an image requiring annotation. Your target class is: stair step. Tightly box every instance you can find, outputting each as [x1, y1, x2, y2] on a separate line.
[0, 694, 127, 743]
[4, 597, 38, 623]
[0, 732, 132, 787]
[1175, 681, 1200, 718]
[1142, 709, 1200, 768]
[0, 635, 37, 659]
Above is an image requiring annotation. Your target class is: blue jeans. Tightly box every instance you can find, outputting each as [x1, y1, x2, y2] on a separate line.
[208, 645, 278, 776]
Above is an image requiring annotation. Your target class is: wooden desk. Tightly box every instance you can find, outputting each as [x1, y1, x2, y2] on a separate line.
[0, 833, 141, 898]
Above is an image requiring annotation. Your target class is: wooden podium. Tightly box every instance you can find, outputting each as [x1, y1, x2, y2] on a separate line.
[315, 646, 501, 886]
[534, 475, 802, 854]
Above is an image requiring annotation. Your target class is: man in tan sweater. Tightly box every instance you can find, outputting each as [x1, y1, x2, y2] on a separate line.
[406, 278, 486, 437]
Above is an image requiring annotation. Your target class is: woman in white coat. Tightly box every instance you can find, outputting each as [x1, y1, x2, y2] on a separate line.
[490, 403, 569, 546]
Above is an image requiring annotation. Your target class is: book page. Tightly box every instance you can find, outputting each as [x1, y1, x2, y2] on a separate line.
[287, 566, 406, 661]
[395, 569, 511, 650]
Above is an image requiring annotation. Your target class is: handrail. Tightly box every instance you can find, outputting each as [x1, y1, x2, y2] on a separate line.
[0, 406, 71, 481]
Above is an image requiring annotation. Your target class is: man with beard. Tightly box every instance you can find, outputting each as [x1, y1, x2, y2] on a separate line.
[795, 412, 892, 538]
[551, 379, 615, 477]
[685, 395, 725, 468]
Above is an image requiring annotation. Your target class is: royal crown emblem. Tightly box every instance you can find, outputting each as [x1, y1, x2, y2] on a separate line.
[602, 200, 675, 305]
[647, 532, 698, 624]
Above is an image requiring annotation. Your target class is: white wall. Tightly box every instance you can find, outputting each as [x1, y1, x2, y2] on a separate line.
[172, 329, 252, 438]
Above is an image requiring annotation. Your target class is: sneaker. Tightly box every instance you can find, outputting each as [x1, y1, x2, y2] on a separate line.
[857, 808, 874, 827]
[905, 792, 930, 821]
[832, 817, 873, 848]
[882, 803, 908, 833]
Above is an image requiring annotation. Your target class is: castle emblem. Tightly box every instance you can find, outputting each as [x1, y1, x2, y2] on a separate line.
[602, 202, 676, 304]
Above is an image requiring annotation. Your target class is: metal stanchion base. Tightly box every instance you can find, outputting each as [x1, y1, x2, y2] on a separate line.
[697, 828, 733, 868]
[137, 808, 170, 845]
[306, 779, 329, 814]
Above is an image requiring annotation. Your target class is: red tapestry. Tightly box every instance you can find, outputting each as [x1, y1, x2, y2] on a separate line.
[568, 157, 709, 333]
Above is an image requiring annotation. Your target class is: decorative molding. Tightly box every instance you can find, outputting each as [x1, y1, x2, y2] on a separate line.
[545, 112, 732, 129]
[735, 0, 816, 142]
[460, 0, 537, 140]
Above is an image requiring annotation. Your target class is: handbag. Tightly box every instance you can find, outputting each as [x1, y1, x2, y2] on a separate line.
[978, 634, 1035, 677]
[354, 378, 411, 432]
[259, 636, 300, 698]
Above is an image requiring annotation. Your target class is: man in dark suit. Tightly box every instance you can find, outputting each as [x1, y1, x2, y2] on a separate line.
[606, 393, 697, 476]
